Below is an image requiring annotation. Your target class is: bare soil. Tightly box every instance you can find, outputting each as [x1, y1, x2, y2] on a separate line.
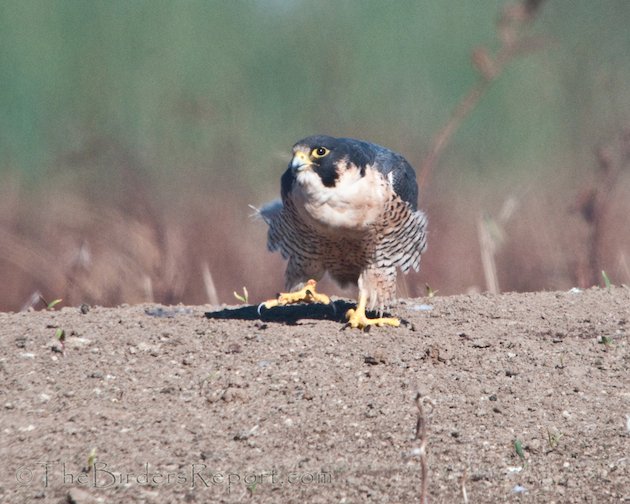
[1, 287, 629, 503]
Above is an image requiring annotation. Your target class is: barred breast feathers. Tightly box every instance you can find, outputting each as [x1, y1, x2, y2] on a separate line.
[375, 197, 427, 274]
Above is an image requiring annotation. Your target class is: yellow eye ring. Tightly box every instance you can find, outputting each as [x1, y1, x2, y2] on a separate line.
[311, 147, 329, 158]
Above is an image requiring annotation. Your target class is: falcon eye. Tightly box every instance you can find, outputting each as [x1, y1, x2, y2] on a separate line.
[311, 147, 329, 158]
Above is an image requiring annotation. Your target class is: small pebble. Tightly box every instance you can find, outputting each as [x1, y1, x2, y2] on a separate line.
[512, 485, 527, 494]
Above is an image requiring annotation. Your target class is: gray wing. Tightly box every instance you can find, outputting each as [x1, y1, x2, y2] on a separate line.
[340, 138, 419, 210]
[374, 150, 419, 210]
[259, 199, 320, 260]
[258, 199, 292, 257]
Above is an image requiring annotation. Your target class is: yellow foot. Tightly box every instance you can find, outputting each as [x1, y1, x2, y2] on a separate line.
[345, 292, 400, 329]
[260, 279, 331, 310]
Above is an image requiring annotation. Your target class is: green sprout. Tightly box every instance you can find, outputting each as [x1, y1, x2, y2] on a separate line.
[514, 438, 525, 462]
[602, 270, 612, 290]
[546, 429, 563, 450]
[425, 283, 439, 298]
[36, 294, 62, 310]
[199, 370, 220, 390]
[598, 335, 613, 346]
[86, 447, 97, 473]
[55, 328, 66, 354]
[233, 287, 249, 304]
[47, 298, 63, 310]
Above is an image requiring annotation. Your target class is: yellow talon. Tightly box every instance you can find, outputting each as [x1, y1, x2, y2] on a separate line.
[345, 293, 400, 330]
[262, 279, 331, 309]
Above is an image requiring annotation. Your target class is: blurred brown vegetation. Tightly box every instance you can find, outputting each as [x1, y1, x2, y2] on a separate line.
[2, 0, 630, 312]
[1, 130, 629, 313]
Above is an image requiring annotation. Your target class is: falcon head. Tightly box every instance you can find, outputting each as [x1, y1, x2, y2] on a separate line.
[278, 135, 418, 231]
[287, 135, 374, 189]
[279, 135, 395, 231]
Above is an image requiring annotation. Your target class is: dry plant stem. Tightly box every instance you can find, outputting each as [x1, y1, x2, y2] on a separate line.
[0, 228, 67, 295]
[619, 252, 630, 282]
[477, 215, 500, 293]
[201, 261, 220, 305]
[414, 392, 434, 504]
[420, 81, 490, 190]
[577, 130, 630, 286]
[419, 0, 547, 190]
[460, 468, 469, 504]
[589, 137, 630, 286]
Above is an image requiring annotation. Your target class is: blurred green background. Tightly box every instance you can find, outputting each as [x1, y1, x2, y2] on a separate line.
[1, 0, 630, 310]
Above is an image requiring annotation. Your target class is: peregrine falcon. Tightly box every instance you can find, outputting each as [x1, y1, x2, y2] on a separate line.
[259, 135, 427, 329]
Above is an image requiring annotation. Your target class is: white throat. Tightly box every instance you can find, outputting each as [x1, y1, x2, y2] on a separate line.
[291, 164, 390, 232]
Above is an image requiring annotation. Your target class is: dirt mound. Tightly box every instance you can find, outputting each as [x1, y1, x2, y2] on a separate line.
[1, 287, 629, 503]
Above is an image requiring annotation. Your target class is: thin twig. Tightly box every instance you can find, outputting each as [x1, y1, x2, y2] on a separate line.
[202, 261, 220, 305]
[619, 252, 630, 283]
[143, 275, 154, 302]
[414, 392, 434, 504]
[460, 467, 469, 504]
[419, 82, 490, 190]
[477, 215, 500, 294]
[419, 0, 548, 190]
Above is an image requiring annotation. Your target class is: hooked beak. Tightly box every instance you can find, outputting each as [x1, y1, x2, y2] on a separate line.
[290, 151, 311, 172]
